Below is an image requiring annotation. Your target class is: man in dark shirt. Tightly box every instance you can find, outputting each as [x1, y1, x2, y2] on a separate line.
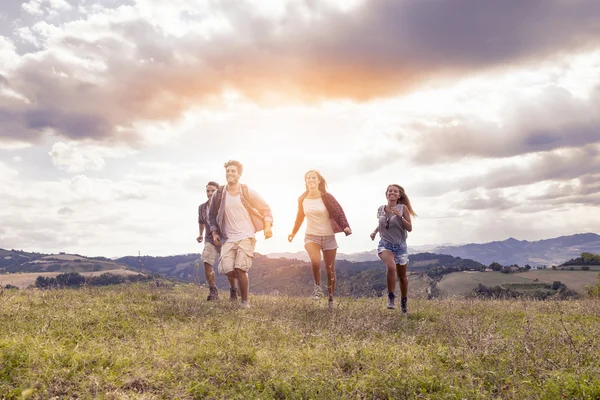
[198, 181, 237, 300]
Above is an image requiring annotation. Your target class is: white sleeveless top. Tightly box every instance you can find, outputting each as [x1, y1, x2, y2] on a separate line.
[303, 198, 334, 236]
[223, 193, 255, 242]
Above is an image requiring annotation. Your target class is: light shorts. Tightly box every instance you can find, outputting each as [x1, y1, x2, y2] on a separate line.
[219, 237, 256, 274]
[201, 242, 220, 267]
[304, 234, 338, 251]
[377, 239, 409, 265]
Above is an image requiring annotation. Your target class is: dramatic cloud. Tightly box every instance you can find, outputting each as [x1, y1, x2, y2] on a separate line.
[413, 145, 600, 200]
[1, 0, 599, 145]
[410, 85, 600, 164]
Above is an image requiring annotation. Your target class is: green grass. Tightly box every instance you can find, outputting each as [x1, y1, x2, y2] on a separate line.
[1, 285, 599, 399]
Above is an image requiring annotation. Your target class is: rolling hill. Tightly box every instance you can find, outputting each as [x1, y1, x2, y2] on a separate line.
[432, 232, 600, 266]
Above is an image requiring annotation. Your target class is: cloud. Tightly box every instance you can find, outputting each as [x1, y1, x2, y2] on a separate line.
[48, 141, 137, 173]
[0, 0, 599, 145]
[57, 206, 74, 215]
[414, 145, 600, 199]
[410, 85, 600, 164]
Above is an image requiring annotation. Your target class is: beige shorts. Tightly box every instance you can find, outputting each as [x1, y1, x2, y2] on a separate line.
[304, 234, 338, 251]
[219, 237, 256, 274]
[201, 242, 220, 267]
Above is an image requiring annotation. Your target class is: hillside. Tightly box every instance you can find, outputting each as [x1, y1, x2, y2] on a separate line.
[0, 249, 134, 274]
[438, 269, 599, 297]
[1, 285, 598, 398]
[433, 232, 600, 266]
[116, 252, 483, 297]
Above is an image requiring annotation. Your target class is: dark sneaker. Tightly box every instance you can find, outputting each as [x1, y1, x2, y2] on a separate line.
[387, 292, 396, 309]
[401, 297, 408, 315]
[230, 287, 238, 301]
[207, 285, 218, 301]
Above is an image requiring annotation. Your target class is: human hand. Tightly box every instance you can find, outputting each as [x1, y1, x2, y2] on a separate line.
[212, 231, 221, 246]
[370, 232, 377, 241]
[344, 227, 352, 236]
[264, 226, 273, 239]
[196, 236, 203, 243]
[287, 233, 295, 242]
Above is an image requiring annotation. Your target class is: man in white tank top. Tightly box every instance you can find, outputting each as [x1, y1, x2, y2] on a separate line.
[209, 160, 273, 309]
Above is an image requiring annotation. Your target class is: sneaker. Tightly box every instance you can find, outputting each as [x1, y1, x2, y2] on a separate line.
[207, 285, 218, 301]
[401, 297, 408, 315]
[240, 301, 250, 309]
[387, 292, 396, 309]
[328, 299, 334, 311]
[312, 284, 322, 300]
[230, 287, 238, 301]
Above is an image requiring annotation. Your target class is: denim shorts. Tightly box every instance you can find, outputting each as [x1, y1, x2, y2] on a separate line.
[304, 234, 338, 251]
[377, 239, 409, 265]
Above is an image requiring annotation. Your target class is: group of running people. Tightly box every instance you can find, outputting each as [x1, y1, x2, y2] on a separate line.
[197, 160, 416, 313]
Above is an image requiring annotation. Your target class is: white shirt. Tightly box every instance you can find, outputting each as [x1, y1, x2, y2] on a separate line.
[303, 197, 334, 236]
[223, 193, 255, 242]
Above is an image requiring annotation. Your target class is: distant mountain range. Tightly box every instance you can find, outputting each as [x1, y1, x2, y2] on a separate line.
[268, 233, 600, 266]
[267, 244, 437, 263]
[431, 233, 600, 266]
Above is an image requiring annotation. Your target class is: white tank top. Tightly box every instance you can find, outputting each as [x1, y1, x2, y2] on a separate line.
[223, 193, 255, 242]
[303, 198, 334, 236]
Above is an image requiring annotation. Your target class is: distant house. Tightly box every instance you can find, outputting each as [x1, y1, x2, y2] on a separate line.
[484, 268, 493, 272]
[509, 266, 520, 272]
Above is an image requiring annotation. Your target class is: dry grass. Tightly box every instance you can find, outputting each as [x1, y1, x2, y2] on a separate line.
[439, 270, 600, 296]
[0, 285, 599, 399]
[0, 270, 140, 289]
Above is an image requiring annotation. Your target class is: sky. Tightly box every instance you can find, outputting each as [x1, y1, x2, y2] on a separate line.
[1, 0, 599, 258]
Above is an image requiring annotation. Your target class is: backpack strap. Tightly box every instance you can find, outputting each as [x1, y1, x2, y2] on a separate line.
[240, 184, 264, 219]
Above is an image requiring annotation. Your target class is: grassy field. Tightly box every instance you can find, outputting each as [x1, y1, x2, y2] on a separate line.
[0, 285, 599, 399]
[439, 270, 600, 296]
[438, 272, 533, 296]
[0, 270, 141, 289]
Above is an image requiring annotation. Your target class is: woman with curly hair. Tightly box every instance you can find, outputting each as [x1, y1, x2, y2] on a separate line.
[370, 184, 416, 314]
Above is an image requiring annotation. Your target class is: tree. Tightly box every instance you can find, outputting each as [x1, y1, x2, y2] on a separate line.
[489, 262, 503, 271]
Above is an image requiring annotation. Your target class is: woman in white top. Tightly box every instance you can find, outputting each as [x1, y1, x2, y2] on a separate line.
[288, 170, 352, 310]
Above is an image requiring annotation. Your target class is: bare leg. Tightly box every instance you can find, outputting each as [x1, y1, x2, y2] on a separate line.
[227, 276, 237, 289]
[379, 251, 397, 293]
[235, 268, 249, 302]
[396, 263, 408, 298]
[204, 262, 216, 286]
[305, 243, 322, 285]
[323, 249, 337, 300]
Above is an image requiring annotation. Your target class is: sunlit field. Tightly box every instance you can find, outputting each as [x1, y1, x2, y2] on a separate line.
[1, 284, 599, 399]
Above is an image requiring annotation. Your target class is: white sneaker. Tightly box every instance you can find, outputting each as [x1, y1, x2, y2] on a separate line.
[240, 301, 250, 309]
[312, 284, 322, 300]
[328, 299, 334, 311]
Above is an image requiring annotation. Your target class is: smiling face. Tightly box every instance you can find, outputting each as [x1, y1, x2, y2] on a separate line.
[386, 185, 401, 204]
[305, 171, 321, 190]
[206, 184, 218, 200]
[225, 165, 241, 185]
